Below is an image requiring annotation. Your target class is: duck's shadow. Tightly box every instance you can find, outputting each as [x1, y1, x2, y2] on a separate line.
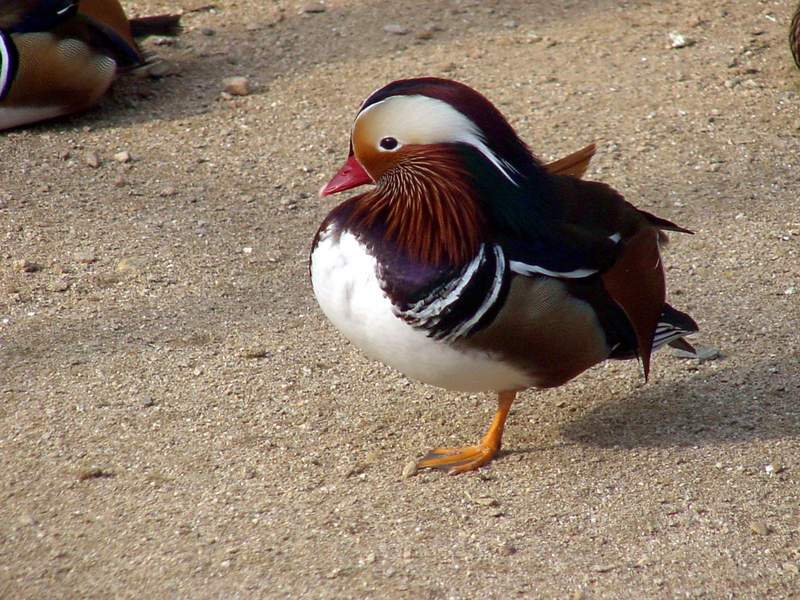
[558, 356, 799, 449]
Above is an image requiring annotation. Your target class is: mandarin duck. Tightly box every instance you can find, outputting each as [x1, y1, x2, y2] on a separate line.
[310, 78, 698, 475]
[0, 0, 181, 131]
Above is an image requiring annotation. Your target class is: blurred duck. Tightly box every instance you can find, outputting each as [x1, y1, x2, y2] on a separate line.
[0, 0, 180, 131]
[792, 2, 800, 68]
[311, 78, 698, 474]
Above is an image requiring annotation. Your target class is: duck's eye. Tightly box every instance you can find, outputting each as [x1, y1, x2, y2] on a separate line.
[379, 137, 399, 151]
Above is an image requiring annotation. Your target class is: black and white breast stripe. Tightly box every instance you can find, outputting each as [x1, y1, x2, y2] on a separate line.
[396, 244, 509, 342]
[652, 321, 694, 350]
[0, 31, 19, 101]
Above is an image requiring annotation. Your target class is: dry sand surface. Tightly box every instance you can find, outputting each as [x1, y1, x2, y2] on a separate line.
[2, 0, 800, 598]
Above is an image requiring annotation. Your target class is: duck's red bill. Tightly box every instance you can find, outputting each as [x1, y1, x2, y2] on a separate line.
[319, 155, 372, 196]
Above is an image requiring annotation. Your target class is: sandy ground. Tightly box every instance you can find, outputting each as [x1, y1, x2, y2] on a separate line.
[1, 0, 799, 597]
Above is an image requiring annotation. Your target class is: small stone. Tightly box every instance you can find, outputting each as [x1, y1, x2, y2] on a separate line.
[765, 463, 784, 475]
[668, 32, 695, 48]
[498, 542, 517, 556]
[592, 564, 618, 573]
[147, 60, 180, 78]
[242, 348, 270, 359]
[223, 76, 251, 96]
[77, 467, 114, 481]
[671, 345, 721, 363]
[159, 187, 177, 197]
[114, 175, 126, 188]
[749, 521, 769, 535]
[50, 278, 71, 292]
[301, 2, 326, 13]
[502, 19, 518, 29]
[783, 562, 800, 575]
[113, 151, 131, 163]
[784, 287, 796, 295]
[242, 247, 253, 255]
[473, 496, 499, 507]
[84, 151, 100, 168]
[201, 27, 216, 36]
[19, 513, 37, 527]
[74, 249, 97, 264]
[141, 396, 156, 408]
[116, 257, 145, 275]
[15, 259, 42, 273]
[384, 23, 409, 35]
[695, 347, 721, 362]
[401, 460, 417, 479]
[415, 30, 434, 40]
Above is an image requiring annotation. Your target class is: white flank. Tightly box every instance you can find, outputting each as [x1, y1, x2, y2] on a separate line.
[310, 228, 532, 393]
[509, 260, 597, 279]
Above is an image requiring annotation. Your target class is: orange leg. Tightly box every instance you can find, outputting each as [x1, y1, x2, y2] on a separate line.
[416, 391, 516, 475]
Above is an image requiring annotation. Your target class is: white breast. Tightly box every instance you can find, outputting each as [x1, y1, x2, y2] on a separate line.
[310, 227, 531, 393]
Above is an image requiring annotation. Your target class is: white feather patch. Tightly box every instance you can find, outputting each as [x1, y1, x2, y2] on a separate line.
[356, 95, 520, 186]
[442, 245, 506, 341]
[310, 229, 532, 392]
[509, 260, 597, 279]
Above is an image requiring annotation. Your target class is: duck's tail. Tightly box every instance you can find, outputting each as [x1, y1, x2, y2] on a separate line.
[653, 303, 699, 354]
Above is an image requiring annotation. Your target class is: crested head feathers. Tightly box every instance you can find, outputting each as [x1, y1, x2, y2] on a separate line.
[355, 77, 547, 187]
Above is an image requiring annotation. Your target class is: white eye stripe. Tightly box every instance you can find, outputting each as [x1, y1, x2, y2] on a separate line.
[355, 95, 520, 186]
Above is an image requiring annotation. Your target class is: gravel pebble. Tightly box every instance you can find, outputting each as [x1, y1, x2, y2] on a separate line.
[301, 3, 326, 13]
[84, 151, 100, 168]
[749, 521, 770, 536]
[668, 32, 695, 48]
[401, 460, 417, 479]
[384, 23, 409, 35]
[14, 259, 42, 273]
[147, 60, 180, 78]
[223, 76, 251, 96]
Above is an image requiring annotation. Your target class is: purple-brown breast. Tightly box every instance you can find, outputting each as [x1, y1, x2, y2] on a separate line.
[345, 144, 486, 267]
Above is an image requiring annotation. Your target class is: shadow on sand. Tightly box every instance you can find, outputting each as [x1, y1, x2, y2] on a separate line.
[560, 356, 800, 449]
